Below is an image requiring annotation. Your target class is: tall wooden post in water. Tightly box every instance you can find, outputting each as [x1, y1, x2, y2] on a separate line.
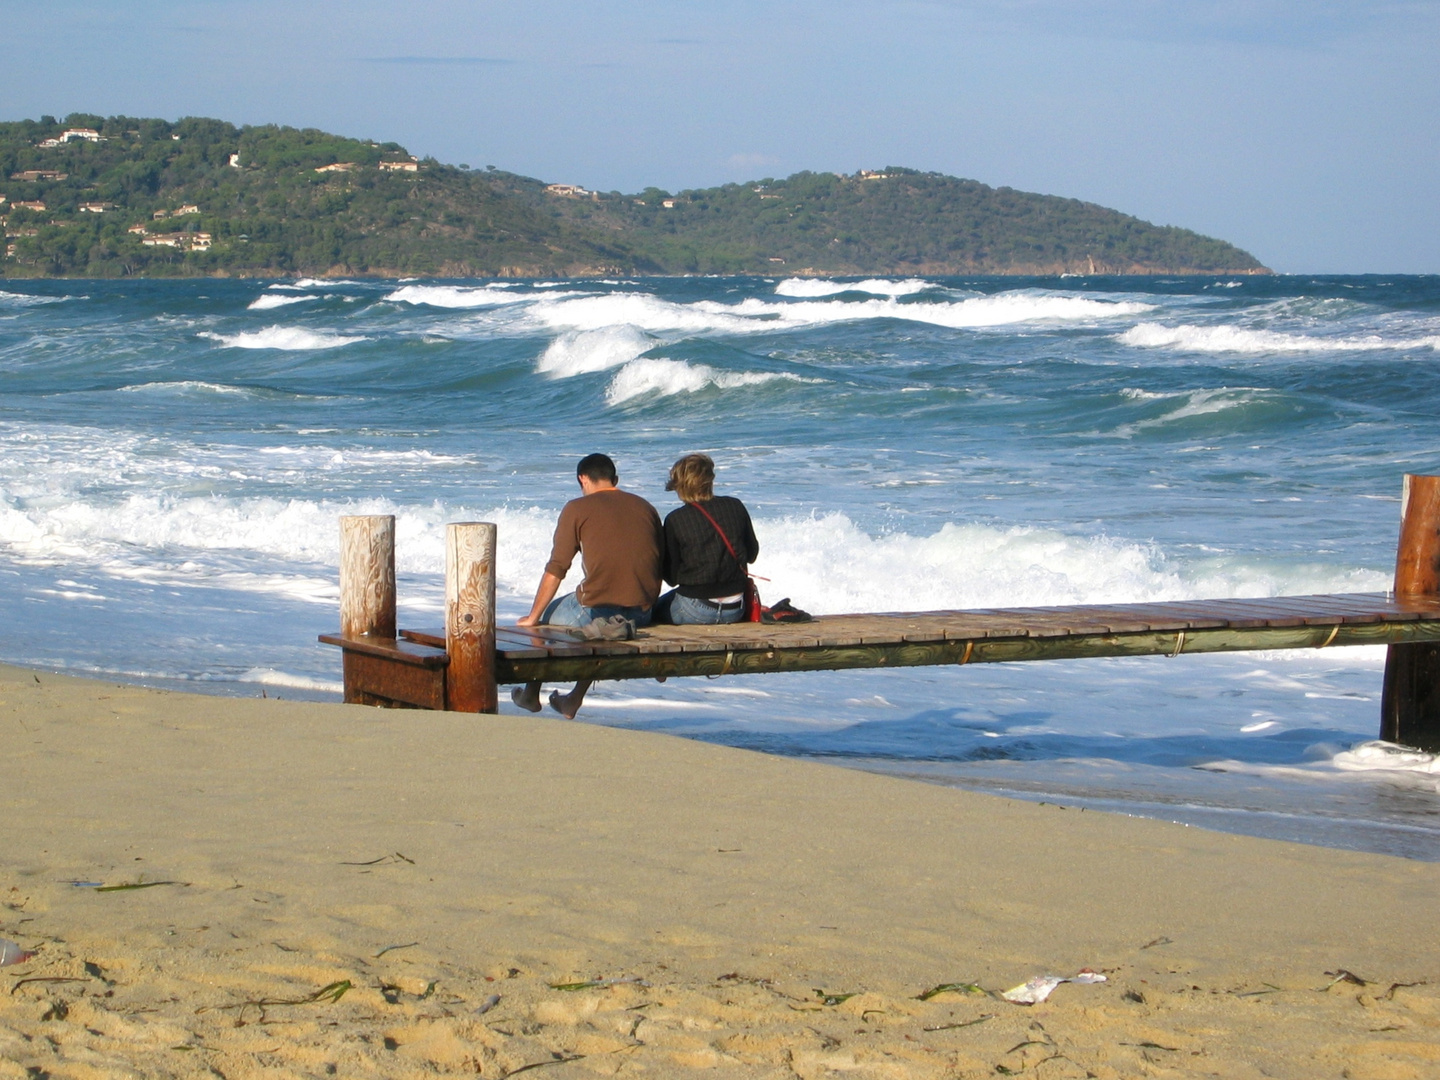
[446, 522, 498, 713]
[1380, 474, 1440, 751]
[340, 515, 396, 639]
[338, 515, 397, 706]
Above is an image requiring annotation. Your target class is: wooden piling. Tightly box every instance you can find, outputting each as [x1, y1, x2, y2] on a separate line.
[445, 522, 498, 713]
[1381, 474, 1440, 751]
[340, 515, 396, 639]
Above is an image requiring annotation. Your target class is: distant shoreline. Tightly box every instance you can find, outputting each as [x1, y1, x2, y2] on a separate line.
[2, 267, 1275, 282]
[2, 115, 1269, 279]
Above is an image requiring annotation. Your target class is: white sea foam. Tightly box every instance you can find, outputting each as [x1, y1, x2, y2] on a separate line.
[743, 513, 1387, 617]
[0, 290, 73, 306]
[604, 358, 813, 405]
[1198, 741, 1440, 793]
[116, 381, 258, 397]
[199, 326, 367, 350]
[238, 667, 345, 694]
[537, 325, 654, 377]
[386, 284, 581, 308]
[248, 293, 319, 310]
[527, 290, 1153, 336]
[0, 480, 1385, 618]
[1119, 322, 1440, 354]
[774, 277, 935, 298]
[1333, 741, 1440, 776]
[293, 277, 360, 288]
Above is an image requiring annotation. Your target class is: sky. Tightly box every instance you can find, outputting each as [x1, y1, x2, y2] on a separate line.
[3, 0, 1438, 273]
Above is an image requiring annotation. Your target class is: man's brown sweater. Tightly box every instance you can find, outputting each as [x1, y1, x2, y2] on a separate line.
[543, 488, 663, 609]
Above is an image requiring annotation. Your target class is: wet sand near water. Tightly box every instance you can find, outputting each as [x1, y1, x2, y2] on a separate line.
[1, 662, 1437, 1079]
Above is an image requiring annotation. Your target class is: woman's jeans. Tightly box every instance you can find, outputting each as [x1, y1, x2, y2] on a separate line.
[651, 589, 745, 625]
[542, 591, 652, 628]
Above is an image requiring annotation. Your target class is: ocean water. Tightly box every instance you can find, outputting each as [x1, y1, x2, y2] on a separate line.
[2, 274, 1439, 859]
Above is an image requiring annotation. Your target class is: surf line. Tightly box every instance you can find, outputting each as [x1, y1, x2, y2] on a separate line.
[321, 474, 1440, 754]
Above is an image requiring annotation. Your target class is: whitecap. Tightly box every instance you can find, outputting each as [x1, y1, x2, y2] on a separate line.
[774, 277, 936, 298]
[537, 325, 654, 377]
[386, 284, 582, 308]
[604, 358, 815, 405]
[739, 513, 1390, 618]
[117, 381, 257, 397]
[528, 290, 1153, 336]
[198, 326, 367, 350]
[248, 293, 319, 310]
[1119, 322, 1440, 354]
[0, 290, 74, 306]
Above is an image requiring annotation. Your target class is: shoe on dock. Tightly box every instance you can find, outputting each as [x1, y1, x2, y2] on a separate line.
[578, 614, 636, 641]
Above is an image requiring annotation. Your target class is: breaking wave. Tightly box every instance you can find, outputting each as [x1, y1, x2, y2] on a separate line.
[117, 381, 262, 398]
[1119, 322, 1440, 354]
[0, 488, 1386, 617]
[774, 277, 936, 298]
[604, 358, 814, 405]
[1109, 387, 1275, 437]
[199, 326, 367, 350]
[526, 290, 1153, 336]
[386, 284, 581, 308]
[248, 293, 319, 310]
[537, 325, 655, 377]
[0, 290, 73, 307]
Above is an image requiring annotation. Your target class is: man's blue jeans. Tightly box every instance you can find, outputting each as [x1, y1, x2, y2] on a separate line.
[542, 591, 653, 628]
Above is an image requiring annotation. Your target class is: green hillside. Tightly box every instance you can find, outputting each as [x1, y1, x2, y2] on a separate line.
[0, 114, 1268, 278]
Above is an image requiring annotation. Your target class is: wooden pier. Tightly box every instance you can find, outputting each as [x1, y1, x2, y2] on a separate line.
[321, 475, 1440, 752]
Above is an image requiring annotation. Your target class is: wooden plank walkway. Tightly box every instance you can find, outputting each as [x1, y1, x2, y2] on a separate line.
[325, 591, 1440, 687]
[317, 481, 1440, 749]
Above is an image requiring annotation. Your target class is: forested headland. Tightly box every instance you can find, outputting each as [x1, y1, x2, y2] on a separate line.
[1, 114, 1269, 278]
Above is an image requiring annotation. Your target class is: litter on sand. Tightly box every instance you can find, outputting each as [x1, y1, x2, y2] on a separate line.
[0, 939, 35, 967]
[1001, 969, 1106, 1005]
[550, 977, 650, 991]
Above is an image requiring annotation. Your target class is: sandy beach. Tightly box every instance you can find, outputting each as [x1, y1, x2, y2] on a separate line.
[1, 661, 1437, 1079]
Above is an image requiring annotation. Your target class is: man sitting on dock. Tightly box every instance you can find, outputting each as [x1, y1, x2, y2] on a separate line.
[512, 453, 663, 717]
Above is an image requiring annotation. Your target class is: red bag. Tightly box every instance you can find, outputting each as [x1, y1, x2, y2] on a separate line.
[743, 577, 763, 623]
[691, 502, 762, 623]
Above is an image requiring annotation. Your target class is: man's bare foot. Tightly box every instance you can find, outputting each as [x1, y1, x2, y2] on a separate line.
[548, 688, 582, 719]
[511, 682, 542, 712]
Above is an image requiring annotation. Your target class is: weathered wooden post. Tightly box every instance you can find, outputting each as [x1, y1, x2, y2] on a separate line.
[1380, 474, 1440, 751]
[338, 515, 397, 706]
[446, 522, 498, 713]
[340, 515, 396, 639]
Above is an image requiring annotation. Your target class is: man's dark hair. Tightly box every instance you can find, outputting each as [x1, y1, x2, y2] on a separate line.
[576, 453, 618, 485]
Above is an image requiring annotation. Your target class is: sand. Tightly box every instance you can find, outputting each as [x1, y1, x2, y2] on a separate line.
[1, 661, 1437, 1079]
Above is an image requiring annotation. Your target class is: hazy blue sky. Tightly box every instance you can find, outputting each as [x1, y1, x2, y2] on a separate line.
[4, 1, 1437, 272]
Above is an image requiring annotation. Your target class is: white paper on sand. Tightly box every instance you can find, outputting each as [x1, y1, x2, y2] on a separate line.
[1001, 968, 1106, 1004]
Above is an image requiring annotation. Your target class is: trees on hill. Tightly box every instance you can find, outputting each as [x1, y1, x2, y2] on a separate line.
[0, 113, 1267, 278]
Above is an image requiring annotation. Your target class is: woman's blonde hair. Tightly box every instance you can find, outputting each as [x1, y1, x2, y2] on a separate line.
[665, 453, 715, 503]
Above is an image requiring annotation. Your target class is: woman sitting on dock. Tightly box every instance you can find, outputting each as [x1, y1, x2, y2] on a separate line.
[653, 453, 759, 625]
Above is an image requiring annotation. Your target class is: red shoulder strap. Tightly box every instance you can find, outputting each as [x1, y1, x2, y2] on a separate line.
[690, 501, 739, 560]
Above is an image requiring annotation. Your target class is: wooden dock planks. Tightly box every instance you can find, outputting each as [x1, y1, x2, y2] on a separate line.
[358, 592, 1440, 686]
[315, 479, 1440, 751]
